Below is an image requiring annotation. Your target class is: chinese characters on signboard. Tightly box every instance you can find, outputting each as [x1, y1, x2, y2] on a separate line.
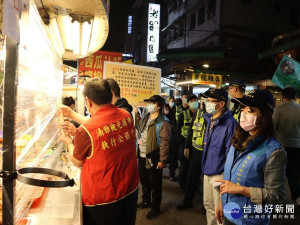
[78, 51, 123, 78]
[103, 61, 161, 106]
[192, 73, 222, 86]
[147, 3, 160, 62]
[128, 15, 132, 34]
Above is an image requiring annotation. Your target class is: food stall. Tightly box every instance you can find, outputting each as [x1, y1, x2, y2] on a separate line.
[0, 0, 109, 224]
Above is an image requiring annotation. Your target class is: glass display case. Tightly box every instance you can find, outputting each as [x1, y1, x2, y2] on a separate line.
[1, 1, 81, 224]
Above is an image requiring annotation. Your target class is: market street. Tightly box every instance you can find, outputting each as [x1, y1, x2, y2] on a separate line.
[136, 168, 300, 225]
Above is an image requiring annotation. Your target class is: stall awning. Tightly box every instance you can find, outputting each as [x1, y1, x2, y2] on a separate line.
[257, 39, 300, 60]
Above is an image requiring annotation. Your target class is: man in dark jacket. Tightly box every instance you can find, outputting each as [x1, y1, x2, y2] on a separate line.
[135, 95, 172, 219]
[106, 78, 133, 114]
[202, 88, 237, 225]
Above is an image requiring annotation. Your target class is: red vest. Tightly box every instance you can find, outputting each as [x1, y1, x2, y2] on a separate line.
[80, 104, 139, 206]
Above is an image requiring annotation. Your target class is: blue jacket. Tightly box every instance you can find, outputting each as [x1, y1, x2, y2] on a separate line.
[222, 137, 282, 225]
[202, 108, 237, 175]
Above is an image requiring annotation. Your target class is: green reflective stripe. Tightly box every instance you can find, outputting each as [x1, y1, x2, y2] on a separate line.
[191, 109, 205, 151]
[181, 110, 192, 138]
[232, 105, 241, 122]
[175, 106, 182, 121]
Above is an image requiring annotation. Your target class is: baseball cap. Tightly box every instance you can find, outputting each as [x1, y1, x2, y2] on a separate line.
[187, 94, 197, 102]
[144, 95, 165, 104]
[231, 89, 274, 111]
[229, 79, 246, 90]
[205, 88, 228, 102]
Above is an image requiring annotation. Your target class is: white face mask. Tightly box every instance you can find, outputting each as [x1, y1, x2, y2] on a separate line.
[206, 102, 219, 114]
[169, 102, 175, 108]
[146, 104, 156, 113]
[240, 111, 260, 132]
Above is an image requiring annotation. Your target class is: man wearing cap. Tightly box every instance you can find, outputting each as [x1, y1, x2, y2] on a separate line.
[135, 95, 172, 219]
[176, 94, 198, 193]
[273, 87, 300, 208]
[176, 91, 208, 212]
[228, 79, 246, 122]
[201, 88, 237, 225]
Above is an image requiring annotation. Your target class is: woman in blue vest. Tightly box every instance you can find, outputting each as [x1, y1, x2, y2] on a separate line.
[216, 90, 287, 225]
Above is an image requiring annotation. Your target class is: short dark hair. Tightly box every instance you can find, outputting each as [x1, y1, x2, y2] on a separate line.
[282, 87, 296, 100]
[106, 78, 121, 98]
[62, 96, 75, 106]
[83, 78, 112, 105]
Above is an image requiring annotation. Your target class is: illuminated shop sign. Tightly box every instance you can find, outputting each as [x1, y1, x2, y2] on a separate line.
[147, 3, 160, 62]
[128, 15, 132, 34]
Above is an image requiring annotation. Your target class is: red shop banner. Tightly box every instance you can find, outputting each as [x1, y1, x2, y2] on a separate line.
[78, 51, 123, 78]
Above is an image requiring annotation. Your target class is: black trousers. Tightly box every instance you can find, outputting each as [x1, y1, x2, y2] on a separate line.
[184, 146, 203, 202]
[178, 137, 189, 189]
[82, 188, 138, 225]
[138, 157, 163, 210]
[169, 132, 178, 178]
[285, 147, 300, 201]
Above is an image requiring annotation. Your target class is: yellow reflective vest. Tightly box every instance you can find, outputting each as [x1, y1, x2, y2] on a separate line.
[175, 105, 183, 121]
[181, 110, 192, 138]
[191, 109, 206, 151]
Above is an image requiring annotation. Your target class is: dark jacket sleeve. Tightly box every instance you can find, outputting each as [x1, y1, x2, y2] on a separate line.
[185, 112, 197, 150]
[159, 121, 172, 164]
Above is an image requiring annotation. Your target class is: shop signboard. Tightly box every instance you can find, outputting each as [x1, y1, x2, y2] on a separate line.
[147, 3, 160, 62]
[272, 55, 300, 96]
[78, 51, 123, 78]
[103, 61, 161, 106]
[192, 73, 222, 86]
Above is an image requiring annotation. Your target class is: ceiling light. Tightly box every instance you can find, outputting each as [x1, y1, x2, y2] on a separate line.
[203, 64, 209, 68]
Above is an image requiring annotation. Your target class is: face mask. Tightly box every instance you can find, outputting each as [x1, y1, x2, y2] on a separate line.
[146, 104, 156, 113]
[183, 98, 187, 105]
[169, 102, 175, 108]
[206, 102, 218, 114]
[239, 111, 258, 132]
[189, 101, 199, 110]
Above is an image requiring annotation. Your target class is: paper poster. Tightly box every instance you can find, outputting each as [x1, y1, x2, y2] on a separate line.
[272, 55, 300, 96]
[3, 0, 21, 42]
[103, 61, 161, 106]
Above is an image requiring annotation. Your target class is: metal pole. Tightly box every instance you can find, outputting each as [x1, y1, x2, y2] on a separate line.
[2, 36, 18, 225]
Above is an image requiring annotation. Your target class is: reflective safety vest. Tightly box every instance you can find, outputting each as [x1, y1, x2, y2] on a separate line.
[191, 109, 206, 151]
[181, 110, 192, 138]
[175, 105, 182, 121]
[231, 104, 241, 122]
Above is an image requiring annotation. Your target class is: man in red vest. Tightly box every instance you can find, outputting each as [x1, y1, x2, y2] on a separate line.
[61, 78, 139, 225]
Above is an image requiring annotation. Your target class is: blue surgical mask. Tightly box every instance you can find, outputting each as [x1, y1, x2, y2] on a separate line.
[183, 98, 188, 104]
[169, 102, 175, 108]
[146, 104, 156, 113]
[189, 101, 199, 110]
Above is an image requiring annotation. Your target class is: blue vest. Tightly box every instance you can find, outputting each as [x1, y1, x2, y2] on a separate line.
[222, 137, 282, 225]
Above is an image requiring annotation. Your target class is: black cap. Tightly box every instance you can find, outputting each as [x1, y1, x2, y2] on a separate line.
[187, 94, 197, 102]
[144, 95, 165, 104]
[229, 79, 246, 90]
[231, 89, 274, 111]
[200, 90, 210, 98]
[205, 88, 228, 102]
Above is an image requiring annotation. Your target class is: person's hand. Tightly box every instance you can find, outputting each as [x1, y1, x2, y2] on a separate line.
[216, 200, 224, 224]
[59, 105, 73, 118]
[60, 133, 72, 145]
[157, 162, 164, 170]
[61, 121, 77, 136]
[184, 149, 189, 159]
[216, 179, 242, 195]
